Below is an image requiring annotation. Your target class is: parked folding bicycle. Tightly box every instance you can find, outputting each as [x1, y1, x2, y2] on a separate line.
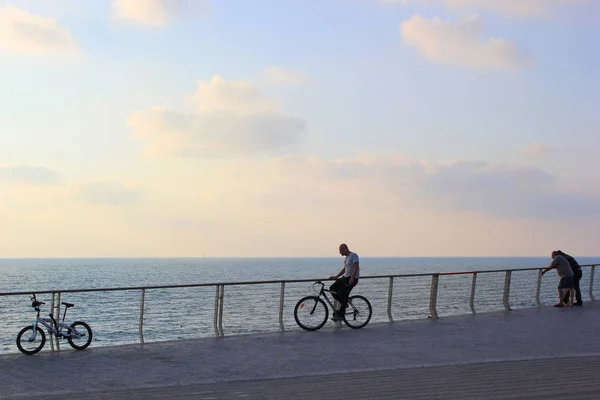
[16, 293, 93, 355]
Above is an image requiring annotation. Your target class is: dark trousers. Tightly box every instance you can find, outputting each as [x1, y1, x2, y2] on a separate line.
[563, 269, 583, 304]
[330, 277, 358, 313]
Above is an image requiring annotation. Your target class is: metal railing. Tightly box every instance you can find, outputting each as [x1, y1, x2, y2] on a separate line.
[1, 264, 596, 351]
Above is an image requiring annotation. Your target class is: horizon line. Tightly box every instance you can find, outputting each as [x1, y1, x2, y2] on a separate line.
[1, 256, 599, 260]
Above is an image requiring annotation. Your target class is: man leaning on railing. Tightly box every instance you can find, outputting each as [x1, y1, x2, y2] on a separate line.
[555, 250, 583, 306]
[541, 251, 575, 308]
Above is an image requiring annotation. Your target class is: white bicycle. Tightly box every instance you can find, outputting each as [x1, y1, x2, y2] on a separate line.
[16, 293, 93, 355]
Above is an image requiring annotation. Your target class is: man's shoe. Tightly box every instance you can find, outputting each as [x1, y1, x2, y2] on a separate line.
[574, 302, 583, 306]
[553, 303, 564, 307]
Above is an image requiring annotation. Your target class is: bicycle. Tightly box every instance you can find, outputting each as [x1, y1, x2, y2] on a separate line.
[294, 280, 372, 331]
[16, 293, 93, 355]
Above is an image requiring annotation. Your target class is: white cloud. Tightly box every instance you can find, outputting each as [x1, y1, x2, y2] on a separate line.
[400, 14, 530, 70]
[0, 5, 78, 55]
[520, 143, 550, 158]
[0, 164, 60, 185]
[265, 66, 311, 85]
[427, 0, 589, 17]
[73, 181, 142, 206]
[128, 75, 307, 158]
[223, 154, 600, 219]
[111, 0, 208, 27]
[192, 75, 276, 114]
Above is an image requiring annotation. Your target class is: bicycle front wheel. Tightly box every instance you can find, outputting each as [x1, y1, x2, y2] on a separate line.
[294, 296, 329, 331]
[343, 295, 372, 329]
[16, 326, 46, 355]
[68, 321, 93, 350]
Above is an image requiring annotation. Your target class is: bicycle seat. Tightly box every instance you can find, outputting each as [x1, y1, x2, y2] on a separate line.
[62, 302, 74, 308]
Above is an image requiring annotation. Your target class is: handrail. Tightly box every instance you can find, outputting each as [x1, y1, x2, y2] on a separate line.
[1, 264, 595, 297]
[2, 263, 596, 353]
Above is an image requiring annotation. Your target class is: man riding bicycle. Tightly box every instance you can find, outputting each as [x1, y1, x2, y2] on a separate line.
[329, 243, 360, 321]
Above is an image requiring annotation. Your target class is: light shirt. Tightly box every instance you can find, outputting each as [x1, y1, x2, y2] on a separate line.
[344, 252, 360, 279]
[550, 255, 574, 278]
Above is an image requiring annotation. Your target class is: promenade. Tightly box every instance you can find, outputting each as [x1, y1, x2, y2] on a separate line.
[2, 303, 600, 399]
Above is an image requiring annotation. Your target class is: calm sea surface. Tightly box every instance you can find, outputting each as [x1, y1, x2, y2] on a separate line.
[1, 257, 598, 354]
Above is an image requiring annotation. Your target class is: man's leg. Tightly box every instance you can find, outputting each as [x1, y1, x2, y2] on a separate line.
[568, 288, 574, 306]
[337, 278, 352, 315]
[330, 278, 347, 320]
[566, 277, 575, 306]
[574, 270, 583, 305]
[562, 288, 570, 304]
[343, 279, 358, 313]
[329, 279, 343, 303]
[555, 286, 565, 307]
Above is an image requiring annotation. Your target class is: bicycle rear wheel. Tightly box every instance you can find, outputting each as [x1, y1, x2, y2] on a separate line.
[294, 296, 329, 331]
[68, 321, 93, 350]
[16, 326, 46, 355]
[343, 295, 372, 329]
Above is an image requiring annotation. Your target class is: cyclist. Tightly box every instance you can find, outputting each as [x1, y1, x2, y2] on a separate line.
[329, 243, 360, 321]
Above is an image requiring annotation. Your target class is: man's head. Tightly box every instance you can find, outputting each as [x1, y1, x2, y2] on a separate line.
[551, 250, 562, 259]
[339, 243, 349, 256]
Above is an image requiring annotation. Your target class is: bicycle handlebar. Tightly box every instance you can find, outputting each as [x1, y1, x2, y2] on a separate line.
[30, 293, 45, 308]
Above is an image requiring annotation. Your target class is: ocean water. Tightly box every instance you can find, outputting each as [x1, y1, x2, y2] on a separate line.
[1, 257, 599, 355]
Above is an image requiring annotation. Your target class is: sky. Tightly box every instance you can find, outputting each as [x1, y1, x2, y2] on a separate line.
[0, 0, 599, 258]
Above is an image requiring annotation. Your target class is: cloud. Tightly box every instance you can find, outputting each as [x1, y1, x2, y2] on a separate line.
[128, 75, 307, 158]
[265, 66, 311, 85]
[0, 5, 78, 55]
[233, 154, 600, 219]
[407, 161, 600, 218]
[73, 181, 142, 206]
[413, 0, 590, 17]
[400, 14, 531, 70]
[520, 143, 550, 158]
[0, 164, 60, 185]
[111, 0, 208, 27]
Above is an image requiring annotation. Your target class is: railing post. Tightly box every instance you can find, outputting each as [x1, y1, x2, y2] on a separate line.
[213, 285, 220, 337]
[589, 265, 595, 302]
[469, 273, 477, 314]
[49, 292, 55, 352]
[429, 274, 439, 320]
[55, 292, 61, 352]
[218, 285, 224, 337]
[503, 271, 512, 311]
[278, 282, 285, 333]
[387, 277, 394, 323]
[139, 288, 145, 344]
[535, 269, 543, 307]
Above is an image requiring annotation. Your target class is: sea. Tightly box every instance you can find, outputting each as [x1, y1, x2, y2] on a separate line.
[1, 257, 598, 355]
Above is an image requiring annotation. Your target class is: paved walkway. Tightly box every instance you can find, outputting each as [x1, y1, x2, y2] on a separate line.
[2, 303, 600, 399]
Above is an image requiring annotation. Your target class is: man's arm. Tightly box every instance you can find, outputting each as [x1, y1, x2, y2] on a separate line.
[349, 261, 359, 284]
[542, 258, 558, 275]
[329, 267, 345, 280]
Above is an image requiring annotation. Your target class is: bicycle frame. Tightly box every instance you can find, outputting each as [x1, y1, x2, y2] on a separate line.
[314, 281, 356, 311]
[26, 302, 82, 342]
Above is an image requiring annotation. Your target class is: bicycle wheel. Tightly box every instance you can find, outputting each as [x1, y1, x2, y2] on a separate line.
[67, 321, 93, 350]
[343, 295, 372, 329]
[16, 326, 46, 355]
[294, 296, 329, 331]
